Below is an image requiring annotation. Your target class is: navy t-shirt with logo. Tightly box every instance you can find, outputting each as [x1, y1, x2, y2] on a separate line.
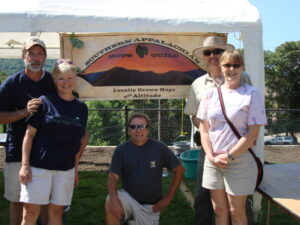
[0, 70, 56, 162]
[27, 92, 88, 171]
[110, 139, 180, 204]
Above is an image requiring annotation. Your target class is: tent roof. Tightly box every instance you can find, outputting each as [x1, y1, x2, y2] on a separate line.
[0, 0, 261, 32]
[0, 0, 265, 160]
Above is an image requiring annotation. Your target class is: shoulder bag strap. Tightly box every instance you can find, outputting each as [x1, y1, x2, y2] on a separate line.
[216, 86, 256, 158]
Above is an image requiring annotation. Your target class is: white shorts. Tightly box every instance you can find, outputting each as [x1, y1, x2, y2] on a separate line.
[20, 167, 75, 205]
[109, 189, 160, 225]
[202, 151, 257, 195]
[4, 162, 22, 202]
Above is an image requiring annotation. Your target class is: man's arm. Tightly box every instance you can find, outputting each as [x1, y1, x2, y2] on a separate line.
[0, 98, 42, 124]
[107, 172, 124, 220]
[152, 164, 185, 212]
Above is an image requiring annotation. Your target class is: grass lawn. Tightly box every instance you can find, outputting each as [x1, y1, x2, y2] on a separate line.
[1, 171, 299, 225]
[0, 171, 193, 225]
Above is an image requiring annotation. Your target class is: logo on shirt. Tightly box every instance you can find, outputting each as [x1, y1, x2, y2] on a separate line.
[150, 161, 156, 168]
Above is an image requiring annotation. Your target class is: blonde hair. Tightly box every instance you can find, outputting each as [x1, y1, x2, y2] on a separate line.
[52, 59, 77, 80]
[220, 50, 244, 68]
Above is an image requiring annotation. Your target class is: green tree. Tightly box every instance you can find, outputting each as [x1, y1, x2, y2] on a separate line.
[86, 100, 127, 146]
[265, 41, 300, 109]
[264, 41, 300, 136]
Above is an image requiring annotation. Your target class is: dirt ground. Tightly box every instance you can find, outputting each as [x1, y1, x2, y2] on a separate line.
[0, 145, 299, 171]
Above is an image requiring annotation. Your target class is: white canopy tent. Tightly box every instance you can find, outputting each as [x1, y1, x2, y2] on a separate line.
[0, 0, 265, 218]
[0, 0, 264, 88]
[0, 0, 264, 79]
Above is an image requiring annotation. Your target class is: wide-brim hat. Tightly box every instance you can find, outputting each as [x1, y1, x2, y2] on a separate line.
[22, 37, 47, 54]
[193, 36, 234, 71]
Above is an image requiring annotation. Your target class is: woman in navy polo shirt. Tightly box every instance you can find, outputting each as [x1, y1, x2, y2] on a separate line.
[19, 59, 88, 225]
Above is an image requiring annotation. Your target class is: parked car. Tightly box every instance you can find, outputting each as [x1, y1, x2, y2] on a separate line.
[264, 136, 298, 145]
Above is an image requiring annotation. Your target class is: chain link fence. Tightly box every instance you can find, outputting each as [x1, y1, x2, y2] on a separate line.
[87, 106, 192, 146]
[87, 107, 300, 146]
[265, 109, 300, 138]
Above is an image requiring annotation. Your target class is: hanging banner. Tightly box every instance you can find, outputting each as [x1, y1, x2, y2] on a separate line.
[60, 33, 227, 100]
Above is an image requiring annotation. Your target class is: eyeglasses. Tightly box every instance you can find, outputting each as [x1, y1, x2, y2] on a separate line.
[222, 63, 241, 69]
[203, 48, 225, 57]
[129, 124, 149, 130]
[56, 59, 73, 65]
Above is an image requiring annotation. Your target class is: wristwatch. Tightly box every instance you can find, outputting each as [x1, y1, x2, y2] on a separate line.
[227, 152, 235, 161]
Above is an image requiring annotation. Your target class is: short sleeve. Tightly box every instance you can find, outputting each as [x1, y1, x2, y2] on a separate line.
[197, 90, 210, 121]
[248, 89, 267, 125]
[162, 143, 180, 171]
[109, 146, 122, 176]
[81, 102, 88, 128]
[26, 97, 45, 129]
[184, 85, 199, 116]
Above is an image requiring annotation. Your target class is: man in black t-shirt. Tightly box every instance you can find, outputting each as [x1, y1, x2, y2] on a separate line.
[105, 112, 184, 225]
[0, 37, 56, 225]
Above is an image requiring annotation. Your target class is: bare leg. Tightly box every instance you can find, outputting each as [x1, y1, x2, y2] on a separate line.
[105, 199, 121, 225]
[210, 189, 230, 225]
[227, 194, 248, 225]
[21, 203, 41, 225]
[47, 203, 64, 225]
[10, 202, 23, 225]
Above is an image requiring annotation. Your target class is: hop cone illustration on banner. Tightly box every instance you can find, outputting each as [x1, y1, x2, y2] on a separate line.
[136, 45, 148, 58]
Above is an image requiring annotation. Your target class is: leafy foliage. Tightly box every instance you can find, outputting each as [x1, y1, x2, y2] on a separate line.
[264, 41, 300, 136]
[0, 71, 8, 84]
[85, 99, 188, 146]
[69, 33, 85, 49]
[265, 41, 300, 109]
[86, 100, 126, 146]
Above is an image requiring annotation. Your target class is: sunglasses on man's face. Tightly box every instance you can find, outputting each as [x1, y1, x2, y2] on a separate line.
[203, 48, 225, 57]
[222, 63, 241, 69]
[129, 124, 149, 130]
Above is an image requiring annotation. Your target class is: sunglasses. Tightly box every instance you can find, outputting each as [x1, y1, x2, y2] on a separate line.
[222, 63, 241, 69]
[129, 124, 149, 130]
[56, 59, 73, 65]
[203, 48, 225, 57]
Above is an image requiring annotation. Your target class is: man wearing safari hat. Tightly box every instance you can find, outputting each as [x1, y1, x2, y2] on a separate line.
[0, 37, 56, 225]
[184, 35, 251, 225]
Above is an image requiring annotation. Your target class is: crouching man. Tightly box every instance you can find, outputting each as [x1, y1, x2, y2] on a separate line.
[105, 112, 184, 225]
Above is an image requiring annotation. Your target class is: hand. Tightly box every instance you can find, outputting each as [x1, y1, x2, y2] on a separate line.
[26, 98, 42, 115]
[152, 196, 171, 213]
[109, 197, 124, 220]
[19, 165, 32, 185]
[213, 155, 228, 169]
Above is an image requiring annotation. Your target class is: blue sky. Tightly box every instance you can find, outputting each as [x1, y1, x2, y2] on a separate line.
[228, 0, 300, 51]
